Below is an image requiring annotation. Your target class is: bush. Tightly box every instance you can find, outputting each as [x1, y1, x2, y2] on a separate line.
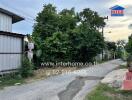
[0, 73, 24, 89]
[121, 51, 129, 61]
[20, 56, 34, 78]
[127, 55, 132, 71]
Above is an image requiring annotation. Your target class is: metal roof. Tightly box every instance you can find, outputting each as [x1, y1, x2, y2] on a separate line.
[0, 8, 24, 24]
[0, 31, 25, 38]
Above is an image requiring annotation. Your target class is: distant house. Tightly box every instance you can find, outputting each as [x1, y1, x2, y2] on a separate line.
[0, 8, 25, 73]
[110, 5, 125, 16]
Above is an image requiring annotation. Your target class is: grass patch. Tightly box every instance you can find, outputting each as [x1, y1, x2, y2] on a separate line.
[0, 73, 24, 89]
[25, 67, 78, 83]
[119, 65, 127, 69]
[85, 84, 132, 100]
[0, 67, 78, 88]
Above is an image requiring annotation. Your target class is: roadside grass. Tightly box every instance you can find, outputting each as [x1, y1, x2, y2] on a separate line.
[119, 65, 127, 69]
[0, 61, 106, 89]
[0, 67, 78, 89]
[0, 73, 24, 89]
[25, 67, 78, 83]
[85, 84, 132, 100]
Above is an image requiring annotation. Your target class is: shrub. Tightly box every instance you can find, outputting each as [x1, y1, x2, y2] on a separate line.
[0, 73, 24, 89]
[20, 56, 34, 78]
[127, 55, 132, 71]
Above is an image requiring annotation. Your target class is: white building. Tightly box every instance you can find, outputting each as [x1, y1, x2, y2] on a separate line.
[0, 8, 25, 73]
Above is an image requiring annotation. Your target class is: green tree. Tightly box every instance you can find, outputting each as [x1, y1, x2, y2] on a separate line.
[79, 8, 105, 29]
[33, 4, 59, 40]
[106, 41, 117, 59]
[58, 8, 78, 32]
[117, 40, 128, 60]
[32, 4, 105, 64]
[106, 41, 116, 51]
[74, 25, 104, 62]
[41, 32, 71, 62]
[74, 8, 105, 62]
[126, 34, 132, 54]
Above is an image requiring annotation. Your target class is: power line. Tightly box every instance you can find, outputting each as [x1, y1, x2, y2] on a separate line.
[0, 1, 36, 23]
[0, 0, 35, 19]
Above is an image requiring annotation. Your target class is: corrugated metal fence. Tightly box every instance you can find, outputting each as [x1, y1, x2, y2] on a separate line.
[0, 12, 12, 32]
[0, 34, 22, 72]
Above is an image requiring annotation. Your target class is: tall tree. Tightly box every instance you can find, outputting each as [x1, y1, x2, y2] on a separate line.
[116, 40, 127, 59]
[58, 8, 78, 32]
[33, 4, 59, 40]
[32, 4, 105, 64]
[41, 32, 71, 62]
[74, 25, 105, 62]
[79, 8, 105, 29]
[106, 41, 116, 51]
[106, 41, 117, 59]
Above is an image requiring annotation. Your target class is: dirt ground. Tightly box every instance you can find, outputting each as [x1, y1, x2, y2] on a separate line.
[25, 67, 78, 83]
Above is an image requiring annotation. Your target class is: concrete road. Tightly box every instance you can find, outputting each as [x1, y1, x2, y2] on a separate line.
[0, 59, 124, 100]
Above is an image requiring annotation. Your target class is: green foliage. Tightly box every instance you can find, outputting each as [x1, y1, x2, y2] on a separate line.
[127, 55, 132, 70]
[116, 40, 127, 59]
[33, 4, 59, 40]
[32, 4, 106, 64]
[0, 73, 24, 89]
[86, 84, 112, 100]
[59, 8, 78, 32]
[20, 56, 34, 78]
[85, 84, 132, 100]
[79, 8, 105, 29]
[41, 32, 71, 62]
[73, 27, 105, 62]
[106, 41, 116, 51]
[126, 34, 132, 54]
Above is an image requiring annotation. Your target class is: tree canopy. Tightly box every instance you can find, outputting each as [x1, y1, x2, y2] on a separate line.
[106, 41, 116, 52]
[32, 4, 106, 64]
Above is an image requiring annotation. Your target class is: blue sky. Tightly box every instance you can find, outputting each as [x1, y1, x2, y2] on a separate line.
[0, 0, 132, 41]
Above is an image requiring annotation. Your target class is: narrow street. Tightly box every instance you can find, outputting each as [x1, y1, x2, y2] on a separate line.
[0, 59, 123, 100]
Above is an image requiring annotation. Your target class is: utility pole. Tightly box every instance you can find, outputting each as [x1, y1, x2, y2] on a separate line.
[102, 16, 108, 60]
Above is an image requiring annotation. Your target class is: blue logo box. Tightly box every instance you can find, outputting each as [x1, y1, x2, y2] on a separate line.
[110, 5, 125, 16]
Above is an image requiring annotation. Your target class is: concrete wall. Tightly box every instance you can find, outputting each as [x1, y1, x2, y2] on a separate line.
[0, 12, 12, 32]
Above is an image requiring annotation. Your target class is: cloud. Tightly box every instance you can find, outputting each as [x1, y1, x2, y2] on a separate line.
[128, 24, 132, 30]
[121, 18, 130, 22]
[108, 24, 126, 28]
[0, 0, 132, 41]
[125, 5, 132, 17]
